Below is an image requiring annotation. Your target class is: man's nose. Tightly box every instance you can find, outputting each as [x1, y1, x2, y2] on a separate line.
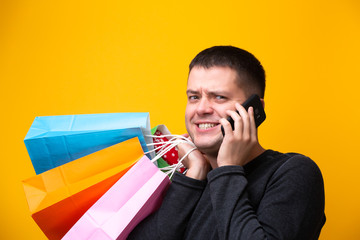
[196, 98, 213, 115]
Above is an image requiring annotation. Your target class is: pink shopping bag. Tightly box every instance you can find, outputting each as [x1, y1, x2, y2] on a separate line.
[62, 155, 171, 240]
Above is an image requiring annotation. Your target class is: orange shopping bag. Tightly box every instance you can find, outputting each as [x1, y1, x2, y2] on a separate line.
[22, 137, 144, 240]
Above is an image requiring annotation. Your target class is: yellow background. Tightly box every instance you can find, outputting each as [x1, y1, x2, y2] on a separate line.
[1, 0, 359, 239]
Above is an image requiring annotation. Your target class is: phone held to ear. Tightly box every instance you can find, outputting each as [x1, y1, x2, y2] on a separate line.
[221, 94, 266, 136]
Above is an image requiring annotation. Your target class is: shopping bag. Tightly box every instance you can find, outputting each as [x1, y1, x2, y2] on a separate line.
[22, 137, 144, 240]
[150, 125, 170, 168]
[24, 112, 152, 174]
[62, 155, 171, 240]
[152, 125, 179, 165]
[151, 125, 185, 173]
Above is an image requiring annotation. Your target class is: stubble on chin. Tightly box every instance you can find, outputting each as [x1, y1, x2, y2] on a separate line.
[192, 135, 222, 156]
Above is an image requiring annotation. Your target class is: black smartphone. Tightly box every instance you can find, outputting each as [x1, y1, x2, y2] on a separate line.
[221, 94, 266, 136]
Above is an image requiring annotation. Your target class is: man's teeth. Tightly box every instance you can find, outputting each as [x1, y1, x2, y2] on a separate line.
[198, 123, 217, 129]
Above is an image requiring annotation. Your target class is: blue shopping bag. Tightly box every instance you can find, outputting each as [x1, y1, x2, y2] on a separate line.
[24, 112, 152, 174]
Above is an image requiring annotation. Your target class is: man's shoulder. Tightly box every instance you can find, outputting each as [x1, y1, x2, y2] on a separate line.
[264, 150, 324, 182]
[262, 149, 316, 166]
[252, 150, 322, 176]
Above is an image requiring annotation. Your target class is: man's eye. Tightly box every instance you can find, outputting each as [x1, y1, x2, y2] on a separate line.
[188, 96, 199, 100]
[215, 95, 226, 100]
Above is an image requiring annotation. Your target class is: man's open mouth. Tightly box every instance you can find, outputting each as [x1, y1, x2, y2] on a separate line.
[198, 123, 219, 130]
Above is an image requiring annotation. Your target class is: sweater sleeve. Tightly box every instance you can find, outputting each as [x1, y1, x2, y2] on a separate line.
[207, 155, 325, 240]
[128, 171, 207, 240]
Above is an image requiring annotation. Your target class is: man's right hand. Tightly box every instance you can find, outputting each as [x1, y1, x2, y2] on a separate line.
[177, 134, 210, 180]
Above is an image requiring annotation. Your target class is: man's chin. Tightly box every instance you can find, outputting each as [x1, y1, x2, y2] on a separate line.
[193, 139, 222, 155]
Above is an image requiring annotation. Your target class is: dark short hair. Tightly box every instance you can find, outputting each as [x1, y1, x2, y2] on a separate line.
[189, 46, 266, 98]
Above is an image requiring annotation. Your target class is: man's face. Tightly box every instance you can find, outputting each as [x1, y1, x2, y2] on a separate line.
[185, 66, 248, 154]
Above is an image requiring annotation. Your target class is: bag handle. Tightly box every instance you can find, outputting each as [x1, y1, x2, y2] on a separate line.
[145, 134, 197, 178]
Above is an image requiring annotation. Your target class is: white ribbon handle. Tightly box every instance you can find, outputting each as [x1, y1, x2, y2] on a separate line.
[145, 134, 197, 177]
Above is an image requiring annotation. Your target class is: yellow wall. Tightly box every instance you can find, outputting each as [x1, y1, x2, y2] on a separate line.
[1, 0, 359, 239]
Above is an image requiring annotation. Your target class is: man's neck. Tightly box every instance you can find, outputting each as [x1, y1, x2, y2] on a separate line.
[206, 143, 266, 169]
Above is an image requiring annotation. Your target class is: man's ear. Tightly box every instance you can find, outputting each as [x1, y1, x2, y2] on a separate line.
[260, 98, 265, 109]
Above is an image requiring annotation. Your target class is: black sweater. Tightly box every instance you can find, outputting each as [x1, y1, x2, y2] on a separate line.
[128, 150, 326, 240]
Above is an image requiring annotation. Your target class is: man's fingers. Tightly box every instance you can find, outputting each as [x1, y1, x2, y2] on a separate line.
[226, 109, 243, 137]
[182, 133, 189, 138]
[219, 118, 233, 137]
[248, 107, 258, 140]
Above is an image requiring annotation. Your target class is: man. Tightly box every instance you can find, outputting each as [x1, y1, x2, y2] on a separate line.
[129, 46, 326, 239]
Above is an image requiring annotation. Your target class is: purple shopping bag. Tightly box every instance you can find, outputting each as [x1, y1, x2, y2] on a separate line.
[62, 155, 171, 240]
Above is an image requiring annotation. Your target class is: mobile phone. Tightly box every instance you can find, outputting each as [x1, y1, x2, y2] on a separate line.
[221, 94, 266, 136]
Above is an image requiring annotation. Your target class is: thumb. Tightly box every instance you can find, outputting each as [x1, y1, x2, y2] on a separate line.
[182, 133, 190, 138]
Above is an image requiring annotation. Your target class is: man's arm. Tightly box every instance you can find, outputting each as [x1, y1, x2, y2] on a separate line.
[208, 155, 325, 240]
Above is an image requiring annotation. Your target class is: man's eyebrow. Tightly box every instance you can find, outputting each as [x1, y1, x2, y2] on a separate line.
[186, 90, 199, 95]
[207, 90, 229, 96]
[186, 90, 230, 96]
